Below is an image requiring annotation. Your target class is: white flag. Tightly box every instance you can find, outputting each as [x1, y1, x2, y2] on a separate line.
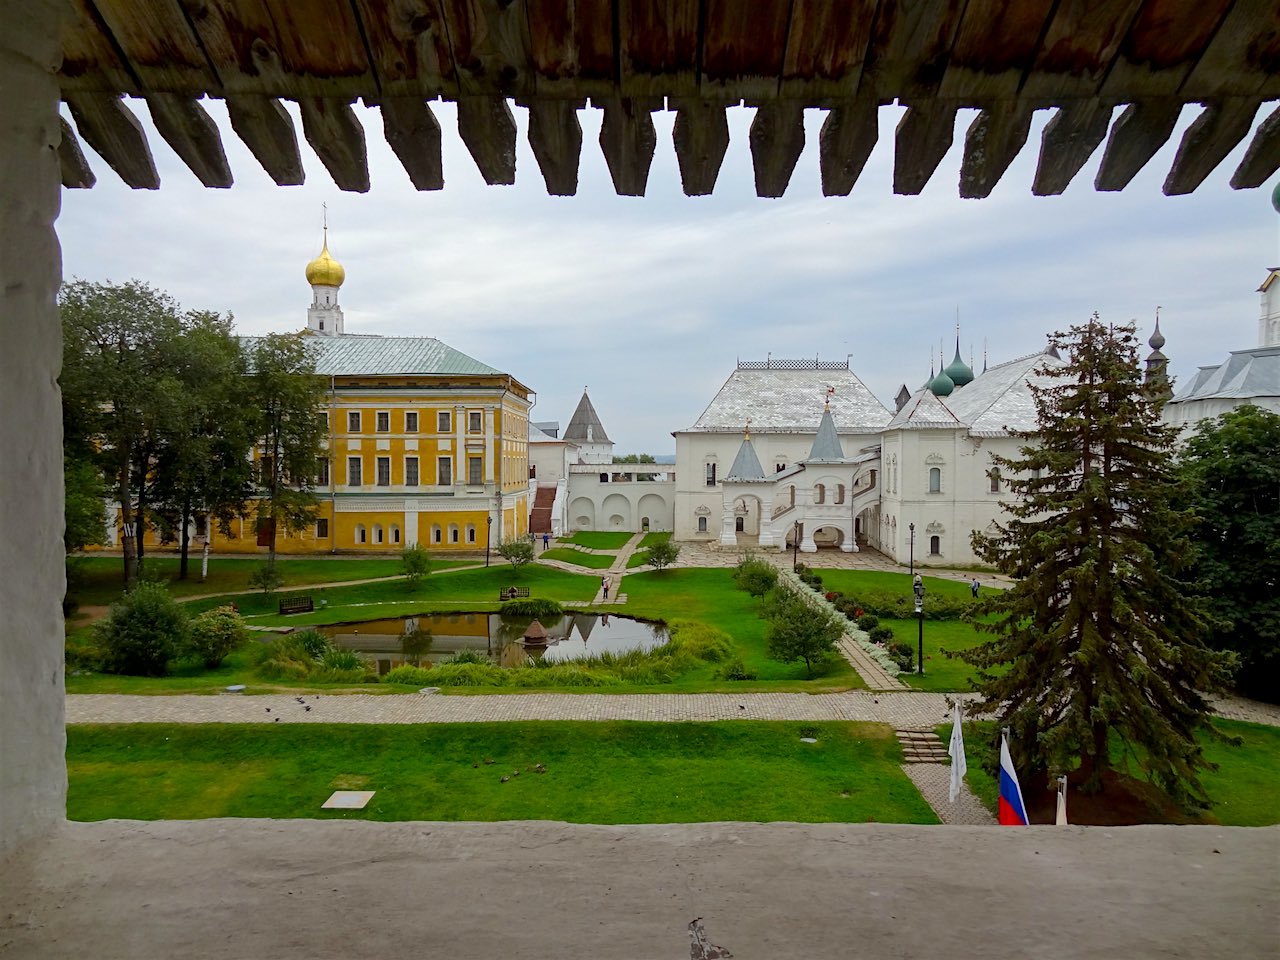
[948, 701, 967, 803]
[1055, 775, 1069, 826]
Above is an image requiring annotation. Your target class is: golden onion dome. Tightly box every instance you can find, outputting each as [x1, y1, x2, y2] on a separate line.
[305, 241, 345, 287]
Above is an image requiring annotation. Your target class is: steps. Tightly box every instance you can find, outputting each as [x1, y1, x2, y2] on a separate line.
[529, 485, 556, 534]
[895, 727, 948, 764]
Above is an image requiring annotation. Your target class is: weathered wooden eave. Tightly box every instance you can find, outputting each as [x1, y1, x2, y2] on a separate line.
[57, 0, 1280, 197]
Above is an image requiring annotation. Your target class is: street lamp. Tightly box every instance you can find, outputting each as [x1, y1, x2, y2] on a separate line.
[913, 574, 926, 675]
[485, 515, 493, 567]
[908, 521, 915, 579]
[792, 520, 801, 571]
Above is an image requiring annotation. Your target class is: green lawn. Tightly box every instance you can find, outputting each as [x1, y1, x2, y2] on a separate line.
[639, 532, 671, 547]
[938, 719, 1280, 827]
[66, 721, 936, 824]
[560, 531, 635, 550]
[623, 569, 860, 690]
[814, 569, 977, 600]
[68, 554, 472, 607]
[540, 548, 616, 569]
[880, 618, 993, 692]
[626, 552, 651, 569]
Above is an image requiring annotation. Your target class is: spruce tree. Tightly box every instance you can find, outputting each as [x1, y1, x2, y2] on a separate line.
[957, 316, 1234, 811]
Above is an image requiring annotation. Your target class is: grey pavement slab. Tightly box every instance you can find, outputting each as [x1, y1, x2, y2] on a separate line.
[4, 820, 1275, 960]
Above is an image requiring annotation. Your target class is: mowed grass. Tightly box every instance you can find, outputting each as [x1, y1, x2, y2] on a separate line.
[560, 532, 634, 550]
[69, 554, 473, 606]
[881, 618, 994, 692]
[940, 719, 1280, 826]
[813, 569, 979, 600]
[540, 548, 616, 569]
[623, 569, 861, 690]
[184, 564, 601, 623]
[66, 721, 936, 824]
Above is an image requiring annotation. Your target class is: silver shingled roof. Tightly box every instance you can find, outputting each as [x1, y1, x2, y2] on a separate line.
[685, 368, 891, 433]
[943, 351, 1066, 436]
[1170, 346, 1280, 403]
[241, 334, 503, 377]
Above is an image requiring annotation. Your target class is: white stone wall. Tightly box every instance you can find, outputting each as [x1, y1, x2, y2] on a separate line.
[529, 440, 571, 483]
[1261, 275, 1279, 348]
[1166, 396, 1280, 431]
[565, 476, 675, 532]
[1, 0, 65, 857]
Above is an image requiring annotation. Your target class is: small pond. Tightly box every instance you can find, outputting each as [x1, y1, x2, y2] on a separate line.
[315, 613, 668, 674]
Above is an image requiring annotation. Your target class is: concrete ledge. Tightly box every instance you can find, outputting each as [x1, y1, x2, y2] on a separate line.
[4, 820, 1276, 958]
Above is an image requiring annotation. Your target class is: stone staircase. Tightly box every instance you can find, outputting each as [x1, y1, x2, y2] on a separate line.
[895, 727, 949, 763]
[529, 485, 556, 534]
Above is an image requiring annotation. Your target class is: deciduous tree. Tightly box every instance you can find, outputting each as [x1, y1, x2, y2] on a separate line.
[762, 584, 843, 677]
[957, 317, 1234, 810]
[1176, 405, 1280, 702]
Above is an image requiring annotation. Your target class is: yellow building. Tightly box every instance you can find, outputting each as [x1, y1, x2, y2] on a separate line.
[214, 234, 532, 554]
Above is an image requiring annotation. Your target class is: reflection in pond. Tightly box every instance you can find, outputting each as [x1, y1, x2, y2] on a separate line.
[317, 613, 667, 674]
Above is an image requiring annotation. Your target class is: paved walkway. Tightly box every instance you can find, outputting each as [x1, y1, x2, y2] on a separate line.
[65, 690, 1280, 727]
[903, 762, 997, 825]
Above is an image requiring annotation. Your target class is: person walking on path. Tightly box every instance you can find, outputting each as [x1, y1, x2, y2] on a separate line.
[970, 578, 980, 598]
[602, 576, 610, 600]
[542, 532, 549, 550]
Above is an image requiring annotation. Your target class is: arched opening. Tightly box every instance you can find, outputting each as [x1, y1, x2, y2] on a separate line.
[928, 467, 941, 493]
[835, 484, 845, 504]
[735, 516, 744, 532]
[641, 517, 650, 531]
[930, 535, 941, 555]
[697, 516, 708, 533]
[355, 524, 366, 544]
[814, 483, 825, 504]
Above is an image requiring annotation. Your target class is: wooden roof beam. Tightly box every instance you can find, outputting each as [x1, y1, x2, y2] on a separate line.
[457, 96, 517, 186]
[225, 95, 304, 187]
[144, 94, 231, 189]
[1094, 100, 1183, 192]
[749, 101, 806, 199]
[1032, 101, 1112, 197]
[299, 98, 370, 193]
[525, 98, 584, 197]
[598, 97, 660, 197]
[959, 101, 1035, 200]
[377, 97, 444, 191]
[1230, 103, 1280, 190]
[894, 101, 958, 196]
[1164, 98, 1259, 195]
[673, 99, 731, 197]
[57, 116, 96, 189]
[818, 100, 878, 197]
[64, 92, 158, 189]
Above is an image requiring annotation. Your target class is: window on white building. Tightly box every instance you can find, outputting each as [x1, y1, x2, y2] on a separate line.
[989, 469, 1001, 493]
[930, 535, 941, 555]
[697, 516, 708, 533]
[814, 483, 825, 504]
[928, 467, 941, 493]
[705, 463, 717, 486]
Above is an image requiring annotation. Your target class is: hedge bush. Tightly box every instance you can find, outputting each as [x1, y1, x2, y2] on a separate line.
[732, 554, 779, 597]
[500, 597, 564, 619]
[94, 582, 188, 676]
[856, 614, 880, 631]
[186, 605, 248, 669]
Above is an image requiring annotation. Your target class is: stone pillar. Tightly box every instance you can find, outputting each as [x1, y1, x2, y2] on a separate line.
[757, 496, 776, 547]
[718, 501, 736, 545]
[0, 0, 65, 858]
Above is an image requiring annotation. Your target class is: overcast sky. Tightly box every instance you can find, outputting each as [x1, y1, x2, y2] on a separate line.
[58, 99, 1279, 454]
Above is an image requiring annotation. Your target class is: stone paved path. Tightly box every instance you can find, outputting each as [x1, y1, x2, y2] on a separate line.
[903, 762, 997, 825]
[68, 691, 965, 726]
[66, 691, 1280, 728]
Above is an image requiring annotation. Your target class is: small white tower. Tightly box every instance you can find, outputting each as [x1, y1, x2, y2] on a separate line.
[305, 218, 345, 337]
[1258, 267, 1280, 347]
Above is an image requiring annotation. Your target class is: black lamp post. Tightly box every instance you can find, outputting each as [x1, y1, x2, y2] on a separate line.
[792, 520, 801, 571]
[913, 574, 926, 675]
[485, 515, 493, 567]
[908, 521, 915, 579]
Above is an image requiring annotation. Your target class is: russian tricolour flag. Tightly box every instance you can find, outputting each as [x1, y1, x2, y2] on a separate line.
[998, 733, 1029, 826]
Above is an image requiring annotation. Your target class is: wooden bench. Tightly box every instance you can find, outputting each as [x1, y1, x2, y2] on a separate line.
[498, 587, 531, 601]
[278, 595, 314, 615]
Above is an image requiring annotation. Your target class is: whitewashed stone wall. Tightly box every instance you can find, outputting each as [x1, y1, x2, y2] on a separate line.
[1, 0, 65, 857]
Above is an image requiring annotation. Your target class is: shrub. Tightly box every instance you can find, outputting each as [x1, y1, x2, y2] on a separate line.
[762, 585, 843, 677]
[663, 620, 733, 662]
[713, 657, 757, 681]
[497, 538, 535, 571]
[834, 597, 859, 617]
[401, 545, 431, 587]
[888, 641, 914, 672]
[824, 591, 841, 602]
[641, 539, 681, 571]
[321, 647, 366, 672]
[186, 605, 248, 668]
[383, 665, 436, 686]
[733, 553, 779, 597]
[446, 649, 489, 665]
[94, 582, 188, 676]
[500, 597, 564, 619]
[849, 589, 974, 621]
[425, 662, 506, 686]
[869, 625, 895, 644]
[509, 665, 621, 687]
[248, 562, 283, 595]
[291, 629, 331, 659]
[856, 614, 880, 631]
